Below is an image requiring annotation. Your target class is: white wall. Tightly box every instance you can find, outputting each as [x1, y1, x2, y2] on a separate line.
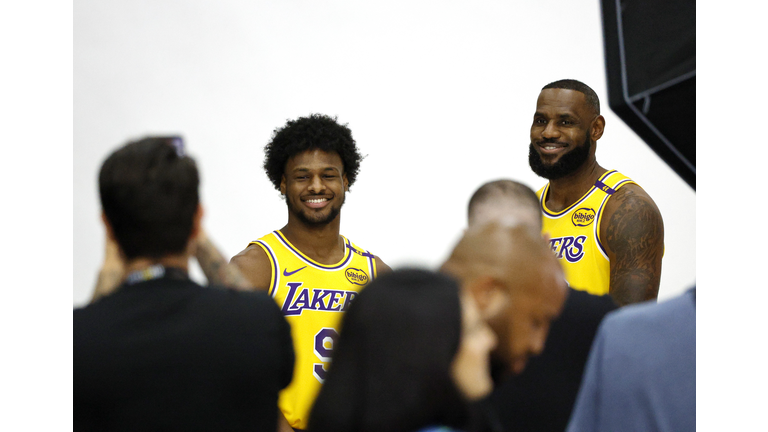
[74, 0, 695, 307]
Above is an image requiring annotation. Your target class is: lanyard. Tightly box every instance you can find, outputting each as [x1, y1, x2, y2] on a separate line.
[124, 264, 189, 286]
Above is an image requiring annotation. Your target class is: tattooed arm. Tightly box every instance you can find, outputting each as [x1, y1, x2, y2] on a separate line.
[194, 229, 254, 290]
[601, 184, 664, 306]
[374, 255, 392, 276]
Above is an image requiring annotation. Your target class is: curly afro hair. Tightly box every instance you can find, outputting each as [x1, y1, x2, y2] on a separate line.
[263, 114, 364, 191]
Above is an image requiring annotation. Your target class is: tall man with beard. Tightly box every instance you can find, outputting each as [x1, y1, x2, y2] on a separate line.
[232, 114, 390, 431]
[529, 79, 664, 306]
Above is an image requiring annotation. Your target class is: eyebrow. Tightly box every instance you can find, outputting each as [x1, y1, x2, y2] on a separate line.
[291, 167, 342, 173]
[534, 111, 578, 119]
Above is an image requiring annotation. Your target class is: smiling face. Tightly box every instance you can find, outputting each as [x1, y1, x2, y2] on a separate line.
[280, 149, 348, 226]
[528, 88, 603, 180]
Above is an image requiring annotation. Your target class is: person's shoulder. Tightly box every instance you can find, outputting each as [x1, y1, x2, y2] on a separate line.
[605, 171, 658, 209]
[73, 288, 126, 319]
[230, 241, 273, 290]
[601, 288, 695, 337]
[374, 255, 392, 274]
[344, 236, 392, 275]
[73, 302, 96, 325]
[562, 288, 619, 322]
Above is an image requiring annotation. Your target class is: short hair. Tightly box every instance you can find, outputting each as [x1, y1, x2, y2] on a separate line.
[99, 137, 199, 260]
[467, 179, 541, 229]
[308, 269, 469, 432]
[542, 79, 600, 115]
[263, 114, 363, 191]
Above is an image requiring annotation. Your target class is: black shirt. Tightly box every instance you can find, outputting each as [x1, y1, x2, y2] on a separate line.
[74, 275, 294, 431]
[485, 288, 618, 432]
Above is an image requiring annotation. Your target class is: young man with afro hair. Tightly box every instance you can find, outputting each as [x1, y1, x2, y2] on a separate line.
[231, 113, 390, 431]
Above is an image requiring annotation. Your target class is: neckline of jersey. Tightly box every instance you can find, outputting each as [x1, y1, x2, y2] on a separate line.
[273, 230, 352, 270]
[541, 170, 618, 217]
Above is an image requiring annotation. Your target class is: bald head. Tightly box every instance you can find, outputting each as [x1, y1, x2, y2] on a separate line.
[441, 223, 567, 376]
[467, 179, 541, 230]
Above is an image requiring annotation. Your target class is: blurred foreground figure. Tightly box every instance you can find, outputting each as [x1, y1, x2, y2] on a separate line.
[441, 223, 568, 379]
[308, 269, 497, 432]
[74, 137, 294, 431]
[567, 288, 696, 432]
[468, 179, 618, 432]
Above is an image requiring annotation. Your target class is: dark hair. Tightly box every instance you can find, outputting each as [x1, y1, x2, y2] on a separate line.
[308, 269, 468, 432]
[263, 114, 363, 191]
[542, 79, 600, 115]
[99, 137, 199, 260]
[467, 179, 540, 221]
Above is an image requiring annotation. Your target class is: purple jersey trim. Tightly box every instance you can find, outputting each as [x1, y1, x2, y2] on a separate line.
[367, 254, 376, 279]
[541, 170, 618, 218]
[347, 242, 375, 259]
[594, 178, 634, 258]
[341, 237, 376, 278]
[254, 240, 280, 298]
[593, 180, 616, 195]
[273, 230, 352, 270]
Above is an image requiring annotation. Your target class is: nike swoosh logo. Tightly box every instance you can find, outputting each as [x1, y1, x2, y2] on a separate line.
[283, 266, 307, 277]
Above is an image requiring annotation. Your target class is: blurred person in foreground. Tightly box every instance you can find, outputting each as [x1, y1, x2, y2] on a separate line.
[307, 269, 497, 432]
[441, 221, 567, 382]
[467, 179, 618, 432]
[74, 137, 294, 431]
[566, 287, 696, 431]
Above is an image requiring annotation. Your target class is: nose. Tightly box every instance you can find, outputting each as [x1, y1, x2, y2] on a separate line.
[307, 175, 326, 194]
[541, 121, 560, 140]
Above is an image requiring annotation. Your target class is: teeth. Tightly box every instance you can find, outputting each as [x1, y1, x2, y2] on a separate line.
[544, 146, 557, 150]
[306, 198, 328, 203]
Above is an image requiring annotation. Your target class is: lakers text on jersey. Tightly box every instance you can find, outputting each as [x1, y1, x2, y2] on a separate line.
[250, 230, 377, 430]
[537, 170, 636, 296]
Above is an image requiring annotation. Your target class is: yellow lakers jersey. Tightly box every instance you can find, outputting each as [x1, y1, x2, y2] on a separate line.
[250, 230, 377, 430]
[537, 170, 636, 296]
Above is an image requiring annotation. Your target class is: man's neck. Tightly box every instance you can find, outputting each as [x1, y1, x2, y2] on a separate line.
[545, 160, 607, 212]
[123, 254, 189, 280]
[280, 216, 344, 264]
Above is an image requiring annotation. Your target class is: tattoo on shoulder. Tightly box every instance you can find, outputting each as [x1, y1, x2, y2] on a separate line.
[605, 189, 663, 304]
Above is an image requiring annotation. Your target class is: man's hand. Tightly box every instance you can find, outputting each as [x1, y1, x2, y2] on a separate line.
[90, 235, 125, 303]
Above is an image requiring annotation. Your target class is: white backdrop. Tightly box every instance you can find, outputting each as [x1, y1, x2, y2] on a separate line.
[73, 0, 695, 307]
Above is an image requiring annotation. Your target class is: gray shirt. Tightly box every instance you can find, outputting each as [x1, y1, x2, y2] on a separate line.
[566, 288, 696, 432]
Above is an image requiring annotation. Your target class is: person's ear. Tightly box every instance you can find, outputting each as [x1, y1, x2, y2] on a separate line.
[280, 175, 287, 195]
[468, 275, 510, 320]
[591, 115, 605, 141]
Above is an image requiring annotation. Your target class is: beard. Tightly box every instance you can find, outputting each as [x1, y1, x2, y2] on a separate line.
[528, 133, 592, 180]
[287, 193, 345, 226]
